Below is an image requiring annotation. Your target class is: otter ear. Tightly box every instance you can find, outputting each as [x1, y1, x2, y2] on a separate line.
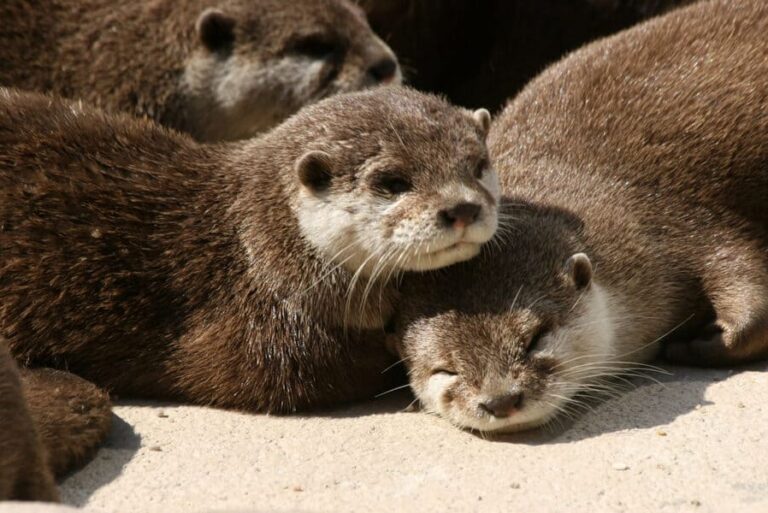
[296, 151, 334, 193]
[565, 253, 592, 289]
[472, 108, 491, 137]
[196, 8, 236, 52]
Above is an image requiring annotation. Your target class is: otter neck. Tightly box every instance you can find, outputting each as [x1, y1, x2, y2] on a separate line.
[223, 139, 397, 330]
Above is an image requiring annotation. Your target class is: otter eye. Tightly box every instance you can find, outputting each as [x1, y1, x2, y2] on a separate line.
[527, 327, 548, 352]
[291, 36, 340, 60]
[474, 159, 489, 179]
[431, 368, 457, 377]
[371, 174, 412, 197]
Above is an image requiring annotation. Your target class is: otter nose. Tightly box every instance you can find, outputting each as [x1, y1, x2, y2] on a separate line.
[479, 392, 523, 418]
[367, 57, 398, 83]
[439, 202, 482, 229]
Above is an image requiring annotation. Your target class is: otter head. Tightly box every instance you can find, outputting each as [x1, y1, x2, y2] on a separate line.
[393, 203, 622, 433]
[280, 87, 498, 276]
[181, 0, 401, 141]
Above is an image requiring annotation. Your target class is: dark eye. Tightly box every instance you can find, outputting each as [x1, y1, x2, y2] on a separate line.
[527, 327, 548, 352]
[474, 159, 489, 179]
[431, 368, 457, 377]
[371, 174, 412, 197]
[291, 36, 339, 59]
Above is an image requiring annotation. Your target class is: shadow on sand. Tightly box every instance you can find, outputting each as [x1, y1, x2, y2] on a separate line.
[57, 359, 766, 504]
[484, 361, 768, 445]
[314, 360, 767, 445]
[59, 413, 141, 506]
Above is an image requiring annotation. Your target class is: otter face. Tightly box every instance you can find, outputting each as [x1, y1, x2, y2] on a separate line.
[395, 212, 621, 433]
[292, 89, 499, 276]
[181, 0, 401, 141]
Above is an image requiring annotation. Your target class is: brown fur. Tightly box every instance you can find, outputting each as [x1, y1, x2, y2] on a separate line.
[394, 0, 768, 431]
[0, 86, 494, 413]
[0, 0, 400, 141]
[360, 0, 694, 110]
[20, 368, 112, 477]
[0, 338, 58, 502]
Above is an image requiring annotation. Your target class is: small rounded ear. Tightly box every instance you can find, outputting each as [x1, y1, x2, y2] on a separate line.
[296, 151, 334, 193]
[472, 108, 491, 136]
[565, 253, 593, 289]
[196, 8, 236, 52]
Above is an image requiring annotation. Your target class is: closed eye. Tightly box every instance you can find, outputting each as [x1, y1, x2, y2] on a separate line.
[527, 327, 549, 352]
[431, 368, 457, 377]
[370, 173, 412, 197]
[290, 35, 341, 60]
[474, 158, 489, 179]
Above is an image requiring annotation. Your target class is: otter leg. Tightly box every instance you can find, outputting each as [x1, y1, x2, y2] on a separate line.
[0, 341, 59, 502]
[665, 250, 768, 366]
[20, 368, 113, 477]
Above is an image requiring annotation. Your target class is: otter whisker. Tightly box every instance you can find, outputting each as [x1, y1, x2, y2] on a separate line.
[359, 245, 398, 320]
[510, 285, 524, 312]
[343, 244, 388, 332]
[288, 242, 358, 300]
[374, 383, 412, 398]
[380, 356, 409, 374]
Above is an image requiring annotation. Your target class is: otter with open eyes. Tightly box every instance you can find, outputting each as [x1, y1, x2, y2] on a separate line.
[392, 0, 768, 432]
[0, 0, 400, 141]
[1, 86, 498, 413]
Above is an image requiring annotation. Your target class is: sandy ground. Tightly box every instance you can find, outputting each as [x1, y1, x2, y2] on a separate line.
[2, 362, 767, 513]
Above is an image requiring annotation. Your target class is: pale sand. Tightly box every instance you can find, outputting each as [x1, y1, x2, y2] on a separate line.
[1, 363, 766, 513]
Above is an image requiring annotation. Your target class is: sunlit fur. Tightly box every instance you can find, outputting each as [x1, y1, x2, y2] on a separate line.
[0, 86, 496, 415]
[298, 169, 499, 276]
[395, 0, 768, 433]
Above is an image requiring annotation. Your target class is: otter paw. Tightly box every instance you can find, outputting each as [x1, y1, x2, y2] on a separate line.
[664, 322, 755, 367]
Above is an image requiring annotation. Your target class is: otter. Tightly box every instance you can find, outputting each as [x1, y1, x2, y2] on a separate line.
[1, 337, 111, 501]
[0, 86, 499, 413]
[0, 0, 400, 141]
[20, 368, 112, 479]
[0, 338, 57, 502]
[392, 0, 768, 432]
[360, 0, 694, 111]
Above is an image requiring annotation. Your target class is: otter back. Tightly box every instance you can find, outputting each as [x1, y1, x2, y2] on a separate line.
[0, 0, 401, 141]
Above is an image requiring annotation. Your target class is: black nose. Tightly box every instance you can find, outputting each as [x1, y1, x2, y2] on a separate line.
[479, 392, 523, 418]
[368, 57, 398, 83]
[439, 202, 482, 228]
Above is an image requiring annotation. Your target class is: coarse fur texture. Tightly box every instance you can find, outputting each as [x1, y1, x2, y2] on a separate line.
[393, 0, 768, 433]
[359, 0, 695, 111]
[0, 338, 58, 503]
[0, 86, 499, 413]
[20, 368, 112, 478]
[0, 0, 401, 141]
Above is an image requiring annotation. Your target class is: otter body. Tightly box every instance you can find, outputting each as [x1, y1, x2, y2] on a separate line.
[0, 0, 400, 141]
[0, 87, 499, 413]
[0, 338, 57, 502]
[395, 0, 768, 432]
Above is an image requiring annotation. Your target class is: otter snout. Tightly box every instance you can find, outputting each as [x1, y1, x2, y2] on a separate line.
[439, 202, 482, 230]
[478, 391, 524, 419]
[367, 56, 399, 84]
[361, 38, 402, 86]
